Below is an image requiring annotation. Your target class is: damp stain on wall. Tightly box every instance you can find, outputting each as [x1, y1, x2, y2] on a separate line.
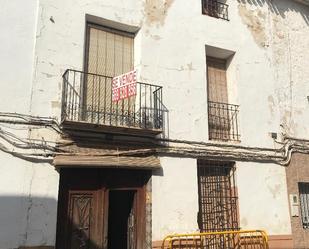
[143, 0, 175, 27]
[238, 3, 268, 48]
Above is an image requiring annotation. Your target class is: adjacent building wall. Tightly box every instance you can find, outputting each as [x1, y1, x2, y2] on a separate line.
[0, 0, 37, 114]
[286, 153, 309, 248]
[0, 0, 59, 248]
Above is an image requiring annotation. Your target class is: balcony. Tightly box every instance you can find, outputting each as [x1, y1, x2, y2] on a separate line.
[202, 0, 229, 21]
[61, 69, 168, 137]
[208, 101, 240, 141]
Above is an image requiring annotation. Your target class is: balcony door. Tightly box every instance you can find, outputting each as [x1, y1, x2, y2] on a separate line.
[207, 57, 231, 141]
[206, 57, 228, 104]
[83, 24, 134, 124]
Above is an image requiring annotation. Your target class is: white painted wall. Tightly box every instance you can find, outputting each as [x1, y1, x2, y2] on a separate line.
[0, 0, 38, 114]
[152, 157, 199, 240]
[0, 152, 58, 248]
[0, 0, 59, 247]
[237, 162, 291, 234]
[1, 0, 309, 247]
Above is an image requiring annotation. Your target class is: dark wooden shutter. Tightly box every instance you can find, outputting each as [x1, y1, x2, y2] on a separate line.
[207, 57, 228, 103]
[207, 57, 233, 141]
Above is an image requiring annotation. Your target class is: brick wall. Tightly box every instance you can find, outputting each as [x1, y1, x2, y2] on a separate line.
[286, 153, 309, 248]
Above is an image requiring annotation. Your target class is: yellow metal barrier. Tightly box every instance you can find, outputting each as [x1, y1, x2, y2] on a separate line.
[161, 230, 269, 249]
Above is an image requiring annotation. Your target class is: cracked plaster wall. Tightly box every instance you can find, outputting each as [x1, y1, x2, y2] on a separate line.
[237, 0, 309, 140]
[0, 1, 59, 248]
[0, 0, 37, 114]
[1, 0, 309, 247]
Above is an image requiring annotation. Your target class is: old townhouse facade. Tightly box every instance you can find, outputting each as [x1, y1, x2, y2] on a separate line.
[1, 0, 309, 248]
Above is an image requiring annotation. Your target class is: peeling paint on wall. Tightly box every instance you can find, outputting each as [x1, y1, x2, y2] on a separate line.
[267, 183, 281, 198]
[241, 217, 248, 226]
[143, 0, 174, 27]
[268, 95, 275, 116]
[159, 63, 195, 72]
[186, 62, 195, 72]
[41, 72, 55, 78]
[238, 4, 268, 47]
[281, 110, 298, 135]
[151, 34, 162, 40]
[51, 101, 61, 109]
[271, 14, 289, 66]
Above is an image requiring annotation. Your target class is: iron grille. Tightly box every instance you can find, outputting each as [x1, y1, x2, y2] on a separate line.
[197, 161, 239, 233]
[202, 0, 229, 21]
[61, 69, 167, 133]
[208, 101, 240, 142]
[299, 183, 309, 229]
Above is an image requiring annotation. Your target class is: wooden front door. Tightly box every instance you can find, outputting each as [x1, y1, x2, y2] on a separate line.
[56, 168, 149, 249]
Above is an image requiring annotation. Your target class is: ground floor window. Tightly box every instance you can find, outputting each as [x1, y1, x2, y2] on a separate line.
[299, 182, 309, 229]
[197, 160, 239, 232]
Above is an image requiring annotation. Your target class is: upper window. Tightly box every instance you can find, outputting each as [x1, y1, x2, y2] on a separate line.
[202, 0, 229, 21]
[299, 183, 309, 229]
[207, 57, 240, 141]
[83, 24, 134, 123]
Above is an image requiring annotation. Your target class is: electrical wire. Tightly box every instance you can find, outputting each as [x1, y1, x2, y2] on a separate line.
[0, 111, 308, 166]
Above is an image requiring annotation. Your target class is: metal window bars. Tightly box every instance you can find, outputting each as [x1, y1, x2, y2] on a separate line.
[208, 101, 240, 142]
[202, 0, 229, 21]
[61, 69, 168, 135]
[299, 183, 309, 229]
[197, 161, 239, 238]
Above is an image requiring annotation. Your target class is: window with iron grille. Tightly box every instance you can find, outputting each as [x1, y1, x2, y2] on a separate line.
[299, 183, 309, 229]
[207, 57, 240, 141]
[202, 0, 229, 21]
[197, 160, 239, 233]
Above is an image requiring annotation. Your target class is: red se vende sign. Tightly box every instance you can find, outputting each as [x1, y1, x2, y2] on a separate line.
[112, 70, 137, 102]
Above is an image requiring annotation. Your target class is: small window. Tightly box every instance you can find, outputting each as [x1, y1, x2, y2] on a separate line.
[202, 0, 229, 21]
[299, 183, 309, 229]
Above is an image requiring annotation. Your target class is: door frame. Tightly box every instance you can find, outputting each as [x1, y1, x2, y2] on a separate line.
[104, 188, 139, 249]
[103, 186, 147, 249]
[55, 168, 149, 249]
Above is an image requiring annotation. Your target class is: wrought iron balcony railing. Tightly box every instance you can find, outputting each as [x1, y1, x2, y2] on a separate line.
[61, 69, 168, 136]
[202, 0, 229, 21]
[208, 101, 240, 141]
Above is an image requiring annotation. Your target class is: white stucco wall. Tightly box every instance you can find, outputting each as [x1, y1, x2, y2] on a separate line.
[0, 1, 59, 247]
[237, 162, 291, 234]
[152, 157, 199, 240]
[1, 0, 309, 247]
[0, 0, 38, 113]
